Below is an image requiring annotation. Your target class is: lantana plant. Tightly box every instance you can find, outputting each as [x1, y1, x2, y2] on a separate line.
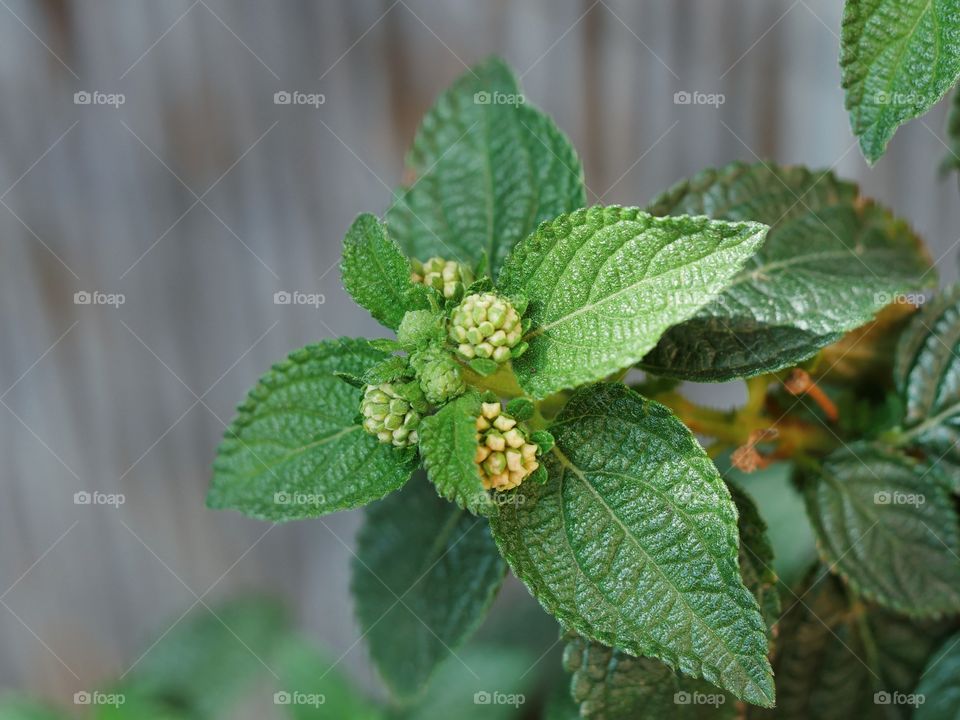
[209, 58, 960, 717]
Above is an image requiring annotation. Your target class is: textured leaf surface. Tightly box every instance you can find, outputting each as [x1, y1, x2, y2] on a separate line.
[915, 632, 960, 719]
[386, 57, 585, 276]
[641, 162, 932, 381]
[563, 635, 734, 720]
[804, 443, 960, 616]
[418, 392, 495, 516]
[841, 0, 960, 163]
[895, 285, 960, 465]
[208, 339, 415, 521]
[352, 475, 507, 700]
[728, 481, 781, 636]
[489, 383, 774, 706]
[498, 206, 768, 397]
[341, 214, 421, 330]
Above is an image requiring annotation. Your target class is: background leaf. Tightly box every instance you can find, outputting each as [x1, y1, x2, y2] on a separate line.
[341, 213, 420, 330]
[386, 57, 585, 276]
[208, 339, 415, 521]
[914, 631, 960, 719]
[943, 88, 960, 173]
[840, 0, 960, 163]
[351, 475, 507, 700]
[803, 443, 960, 617]
[489, 383, 774, 706]
[728, 481, 781, 636]
[418, 392, 496, 516]
[498, 206, 768, 397]
[641, 162, 933, 381]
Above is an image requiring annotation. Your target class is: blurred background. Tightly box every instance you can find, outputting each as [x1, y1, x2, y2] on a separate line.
[1, 0, 958, 716]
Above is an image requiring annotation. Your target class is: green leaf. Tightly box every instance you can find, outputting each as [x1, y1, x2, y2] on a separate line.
[840, 0, 960, 163]
[467, 358, 499, 377]
[351, 475, 507, 700]
[894, 284, 960, 465]
[341, 213, 421, 330]
[273, 639, 383, 720]
[563, 635, 735, 720]
[943, 88, 960, 173]
[418, 392, 496, 516]
[803, 443, 960, 617]
[208, 339, 415, 521]
[505, 397, 535, 420]
[498, 206, 769, 398]
[727, 481, 781, 636]
[386, 57, 585, 277]
[489, 383, 774, 707]
[641, 162, 933, 381]
[915, 632, 960, 719]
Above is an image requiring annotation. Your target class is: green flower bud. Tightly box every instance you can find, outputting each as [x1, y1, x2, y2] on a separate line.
[450, 293, 523, 363]
[474, 402, 540, 491]
[360, 383, 421, 447]
[410, 257, 474, 300]
[411, 348, 465, 405]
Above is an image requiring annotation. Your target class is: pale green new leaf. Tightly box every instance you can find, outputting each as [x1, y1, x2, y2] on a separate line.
[386, 57, 585, 276]
[804, 443, 960, 616]
[914, 632, 960, 719]
[208, 339, 415, 521]
[489, 383, 774, 707]
[418, 392, 496, 516]
[563, 635, 734, 720]
[341, 213, 421, 330]
[352, 475, 507, 700]
[641, 162, 932, 381]
[841, 0, 960, 163]
[894, 284, 960, 466]
[498, 206, 768, 398]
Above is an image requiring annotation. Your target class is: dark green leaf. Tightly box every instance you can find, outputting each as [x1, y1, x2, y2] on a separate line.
[352, 475, 507, 700]
[841, 0, 960, 163]
[341, 213, 421, 330]
[943, 88, 960, 173]
[489, 383, 774, 706]
[914, 631, 960, 719]
[728, 481, 781, 636]
[418, 393, 496, 516]
[208, 339, 415, 521]
[498, 205, 768, 397]
[804, 443, 960, 616]
[505, 397, 534, 420]
[386, 57, 585, 276]
[641, 162, 933, 381]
